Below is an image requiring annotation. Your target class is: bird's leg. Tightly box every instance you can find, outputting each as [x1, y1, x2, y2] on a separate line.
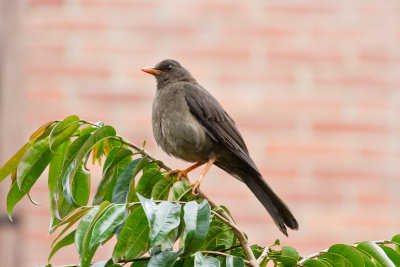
[191, 157, 216, 194]
[163, 162, 205, 181]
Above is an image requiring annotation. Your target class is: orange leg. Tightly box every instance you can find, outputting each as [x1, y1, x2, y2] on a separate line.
[191, 157, 216, 194]
[163, 162, 205, 181]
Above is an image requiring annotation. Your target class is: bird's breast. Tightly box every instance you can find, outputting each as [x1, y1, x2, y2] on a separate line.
[152, 88, 213, 162]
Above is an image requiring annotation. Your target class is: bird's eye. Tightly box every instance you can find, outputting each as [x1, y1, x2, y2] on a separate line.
[165, 65, 173, 71]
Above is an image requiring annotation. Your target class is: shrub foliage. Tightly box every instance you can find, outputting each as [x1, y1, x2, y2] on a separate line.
[0, 115, 399, 267]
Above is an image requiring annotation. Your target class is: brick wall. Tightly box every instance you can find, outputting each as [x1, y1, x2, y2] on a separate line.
[1, 0, 400, 265]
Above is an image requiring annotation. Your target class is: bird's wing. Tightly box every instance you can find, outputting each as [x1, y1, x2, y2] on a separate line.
[184, 83, 258, 168]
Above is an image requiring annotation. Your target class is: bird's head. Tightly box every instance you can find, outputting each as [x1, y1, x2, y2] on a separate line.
[141, 59, 195, 88]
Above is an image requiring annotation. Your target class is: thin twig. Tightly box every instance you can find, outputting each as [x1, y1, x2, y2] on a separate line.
[257, 245, 271, 264]
[197, 251, 251, 266]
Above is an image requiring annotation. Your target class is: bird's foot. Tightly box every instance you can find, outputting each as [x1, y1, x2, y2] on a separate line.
[163, 169, 188, 181]
[190, 180, 201, 195]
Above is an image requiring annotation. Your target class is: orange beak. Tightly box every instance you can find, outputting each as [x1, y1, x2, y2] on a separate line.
[141, 67, 162, 75]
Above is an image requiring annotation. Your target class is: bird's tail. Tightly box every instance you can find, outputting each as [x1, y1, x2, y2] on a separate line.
[216, 162, 298, 236]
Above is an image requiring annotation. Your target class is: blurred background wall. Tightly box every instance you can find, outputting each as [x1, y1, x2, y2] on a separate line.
[0, 0, 399, 266]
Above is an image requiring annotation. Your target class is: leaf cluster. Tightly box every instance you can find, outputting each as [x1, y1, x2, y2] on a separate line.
[0, 116, 399, 267]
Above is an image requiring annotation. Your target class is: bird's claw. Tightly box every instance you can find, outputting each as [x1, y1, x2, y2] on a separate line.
[190, 180, 201, 195]
[163, 169, 187, 181]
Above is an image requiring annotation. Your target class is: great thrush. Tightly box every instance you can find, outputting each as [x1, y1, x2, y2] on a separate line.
[141, 59, 298, 235]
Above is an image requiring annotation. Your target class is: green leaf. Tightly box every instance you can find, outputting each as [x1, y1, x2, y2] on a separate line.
[357, 241, 395, 267]
[112, 207, 149, 262]
[16, 138, 52, 188]
[226, 255, 244, 267]
[112, 158, 142, 204]
[73, 166, 91, 206]
[48, 230, 76, 262]
[138, 194, 181, 247]
[274, 246, 300, 267]
[392, 235, 400, 252]
[55, 134, 90, 213]
[49, 141, 69, 230]
[358, 252, 375, 267]
[63, 126, 116, 206]
[0, 142, 29, 183]
[303, 259, 333, 267]
[75, 202, 110, 256]
[327, 244, 364, 267]
[133, 168, 164, 201]
[7, 142, 53, 220]
[168, 181, 191, 201]
[93, 148, 133, 205]
[89, 204, 125, 250]
[379, 245, 400, 266]
[49, 115, 80, 146]
[151, 178, 173, 201]
[148, 250, 181, 267]
[194, 252, 221, 267]
[29, 121, 57, 142]
[182, 200, 211, 253]
[90, 259, 120, 267]
[51, 207, 92, 246]
[130, 262, 148, 267]
[203, 221, 234, 251]
[50, 121, 81, 150]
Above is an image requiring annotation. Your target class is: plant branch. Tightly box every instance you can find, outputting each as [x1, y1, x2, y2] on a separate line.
[117, 134, 259, 266]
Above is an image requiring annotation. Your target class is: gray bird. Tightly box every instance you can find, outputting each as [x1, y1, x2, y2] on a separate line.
[141, 59, 298, 236]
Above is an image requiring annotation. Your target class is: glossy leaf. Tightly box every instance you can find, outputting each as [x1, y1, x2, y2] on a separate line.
[194, 252, 220, 267]
[63, 126, 116, 206]
[379, 245, 400, 266]
[138, 194, 181, 247]
[72, 166, 91, 206]
[75, 202, 110, 256]
[392, 234, 400, 252]
[89, 204, 125, 250]
[48, 141, 69, 230]
[112, 207, 149, 262]
[168, 181, 191, 201]
[131, 168, 164, 202]
[182, 200, 211, 253]
[48, 230, 76, 262]
[49, 115, 80, 145]
[151, 178, 173, 201]
[29, 121, 57, 142]
[226, 255, 244, 267]
[0, 142, 29, 183]
[204, 221, 234, 251]
[16, 138, 52, 188]
[273, 246, 300, 267]
[54, 135, 90, 213]
[7, 144, 53, 220]
[148, 250, 181, 267]
[357, 241, 395, 267]
[51, 208, 92, 246]
[326, 244, 364, 267]
[126, 158, 153, 203]
[50, 122, 80, 150]
[90, 259, 120, 267]
[93, 148, 133, 205]
[112, 158, 142, 204]
[303, 259, 333, 267]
